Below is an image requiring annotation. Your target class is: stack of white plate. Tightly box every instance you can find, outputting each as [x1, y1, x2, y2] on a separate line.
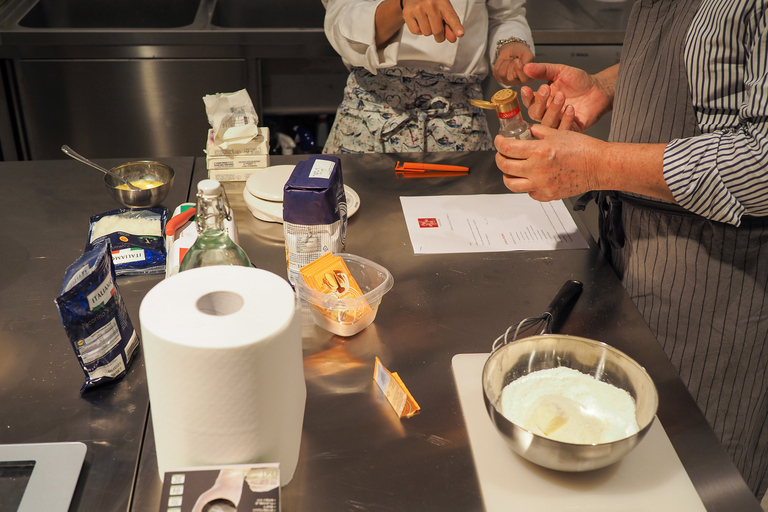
[242, 164, 360, 223]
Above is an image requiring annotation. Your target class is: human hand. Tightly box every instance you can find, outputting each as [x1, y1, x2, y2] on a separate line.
[493, 42, 534, 87]
[402, 0, 464, 43]
[519, 63, 613, 132]
[527, 88, 576, 131]
[493, 127, 604, 202]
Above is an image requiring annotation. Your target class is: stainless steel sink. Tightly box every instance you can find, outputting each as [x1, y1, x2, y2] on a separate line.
[18, 0, 201, 28]
[210, 0, 325, 28]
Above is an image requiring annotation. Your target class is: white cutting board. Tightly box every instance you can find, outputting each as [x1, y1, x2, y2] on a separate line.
[452, 353, 706, 512]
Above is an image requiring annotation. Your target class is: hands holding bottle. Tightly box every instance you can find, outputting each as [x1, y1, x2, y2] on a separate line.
[495, 62, 611, 200]
[519, 62, 617, 132]
[494, 62, 671, 203]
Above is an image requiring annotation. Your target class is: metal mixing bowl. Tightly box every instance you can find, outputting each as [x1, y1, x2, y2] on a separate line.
[482, 334, 658, 472]
[104, 161, 175, 208]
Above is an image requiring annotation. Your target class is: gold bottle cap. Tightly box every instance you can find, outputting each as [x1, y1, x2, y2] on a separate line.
[491, 89, 520, 115]
[470, 89, 521, 114]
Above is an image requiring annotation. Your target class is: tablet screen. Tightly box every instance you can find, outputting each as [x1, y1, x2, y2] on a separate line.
[0, 442, 86, 512]
[0, 461, 35, 511]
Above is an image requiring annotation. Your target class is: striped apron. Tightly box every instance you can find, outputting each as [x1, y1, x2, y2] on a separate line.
[585, 0, 768, 497]
[322, 67, 494, 154]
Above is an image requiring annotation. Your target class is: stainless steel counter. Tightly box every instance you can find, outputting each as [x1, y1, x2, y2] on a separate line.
[153, 153, 760, 511]
[1, 150, 762, 511]
[0, 156, 194, 511]
[1, 151, 760, 510]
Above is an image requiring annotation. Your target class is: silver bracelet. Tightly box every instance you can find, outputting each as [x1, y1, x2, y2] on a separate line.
[495, 37, 531, 59]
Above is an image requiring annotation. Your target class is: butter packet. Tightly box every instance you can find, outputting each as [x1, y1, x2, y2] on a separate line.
[373, 357, 421, 419]
[299, 253, 372, 324]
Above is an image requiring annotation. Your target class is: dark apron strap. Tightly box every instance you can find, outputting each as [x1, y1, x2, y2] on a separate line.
[575, 192, 623, 264]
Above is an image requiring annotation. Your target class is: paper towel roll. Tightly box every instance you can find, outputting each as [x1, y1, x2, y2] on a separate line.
[139, 266, 306, 486]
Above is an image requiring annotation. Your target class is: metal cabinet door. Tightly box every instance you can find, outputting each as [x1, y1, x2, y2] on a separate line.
[16, 58, 253, 160]
[260, 57, 349, 116]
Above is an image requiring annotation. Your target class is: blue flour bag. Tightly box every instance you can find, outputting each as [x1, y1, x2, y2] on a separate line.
[283, 155, 347, 286]
[55, 241, 140, 392]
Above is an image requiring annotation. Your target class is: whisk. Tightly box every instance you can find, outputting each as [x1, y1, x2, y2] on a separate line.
[492, 280, 583, 351]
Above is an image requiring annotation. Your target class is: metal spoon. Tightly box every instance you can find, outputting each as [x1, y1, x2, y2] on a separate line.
[61, 145, 140, 191]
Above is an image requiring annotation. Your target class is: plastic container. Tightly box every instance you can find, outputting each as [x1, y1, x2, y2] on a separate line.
[295, 253, 394, 336]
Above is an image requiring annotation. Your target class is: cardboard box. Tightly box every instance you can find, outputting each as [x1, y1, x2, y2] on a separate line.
[207, 167, 267, 182]
[159, 463, 280, 512]
[205, 127, 271, 180]
[206, 154, 271, 170]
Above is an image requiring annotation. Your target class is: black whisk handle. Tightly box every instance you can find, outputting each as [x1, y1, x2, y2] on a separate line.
[544, 280, 583, 332]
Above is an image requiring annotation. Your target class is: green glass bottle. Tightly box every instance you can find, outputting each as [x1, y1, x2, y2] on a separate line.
[179, 179, 251, 271]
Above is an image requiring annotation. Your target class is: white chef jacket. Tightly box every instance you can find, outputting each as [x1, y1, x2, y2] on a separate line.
[322, 0, 534, 80]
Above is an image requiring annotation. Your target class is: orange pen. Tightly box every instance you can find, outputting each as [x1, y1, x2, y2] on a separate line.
[396, 171, 469, 178]
[395, 161, 470, 173]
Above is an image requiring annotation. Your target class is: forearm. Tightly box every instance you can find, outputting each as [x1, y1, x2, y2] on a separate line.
[495, 127, 673, 203]
[487, 0, 534, 59]
[375, 0, 404, 47]
[593, 63, 619, 111]
[324, 0, 399, 72]
[594, 141, 672, 201]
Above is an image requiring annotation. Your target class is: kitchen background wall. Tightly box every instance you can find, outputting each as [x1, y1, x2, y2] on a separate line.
[0, 0, 630, 161]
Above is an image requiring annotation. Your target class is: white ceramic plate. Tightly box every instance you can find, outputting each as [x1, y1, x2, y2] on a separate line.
[243, 184, 360, 224]
[245, 164, 297, 201]
[344, 186, 361, 218]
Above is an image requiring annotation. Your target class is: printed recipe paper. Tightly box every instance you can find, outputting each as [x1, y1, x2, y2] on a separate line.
[400, 194, 588, 254]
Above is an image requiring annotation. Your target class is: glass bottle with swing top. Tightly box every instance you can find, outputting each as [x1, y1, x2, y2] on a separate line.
[471, 89, 532, 140]
[179, 179, 251, 271]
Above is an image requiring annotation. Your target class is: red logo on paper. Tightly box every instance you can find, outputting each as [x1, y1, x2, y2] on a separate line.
[418, 218, 439, 228]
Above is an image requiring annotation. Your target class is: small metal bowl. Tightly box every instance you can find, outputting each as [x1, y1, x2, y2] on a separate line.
[482, 334, 658, 472]
[104, 161, 175, 208]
